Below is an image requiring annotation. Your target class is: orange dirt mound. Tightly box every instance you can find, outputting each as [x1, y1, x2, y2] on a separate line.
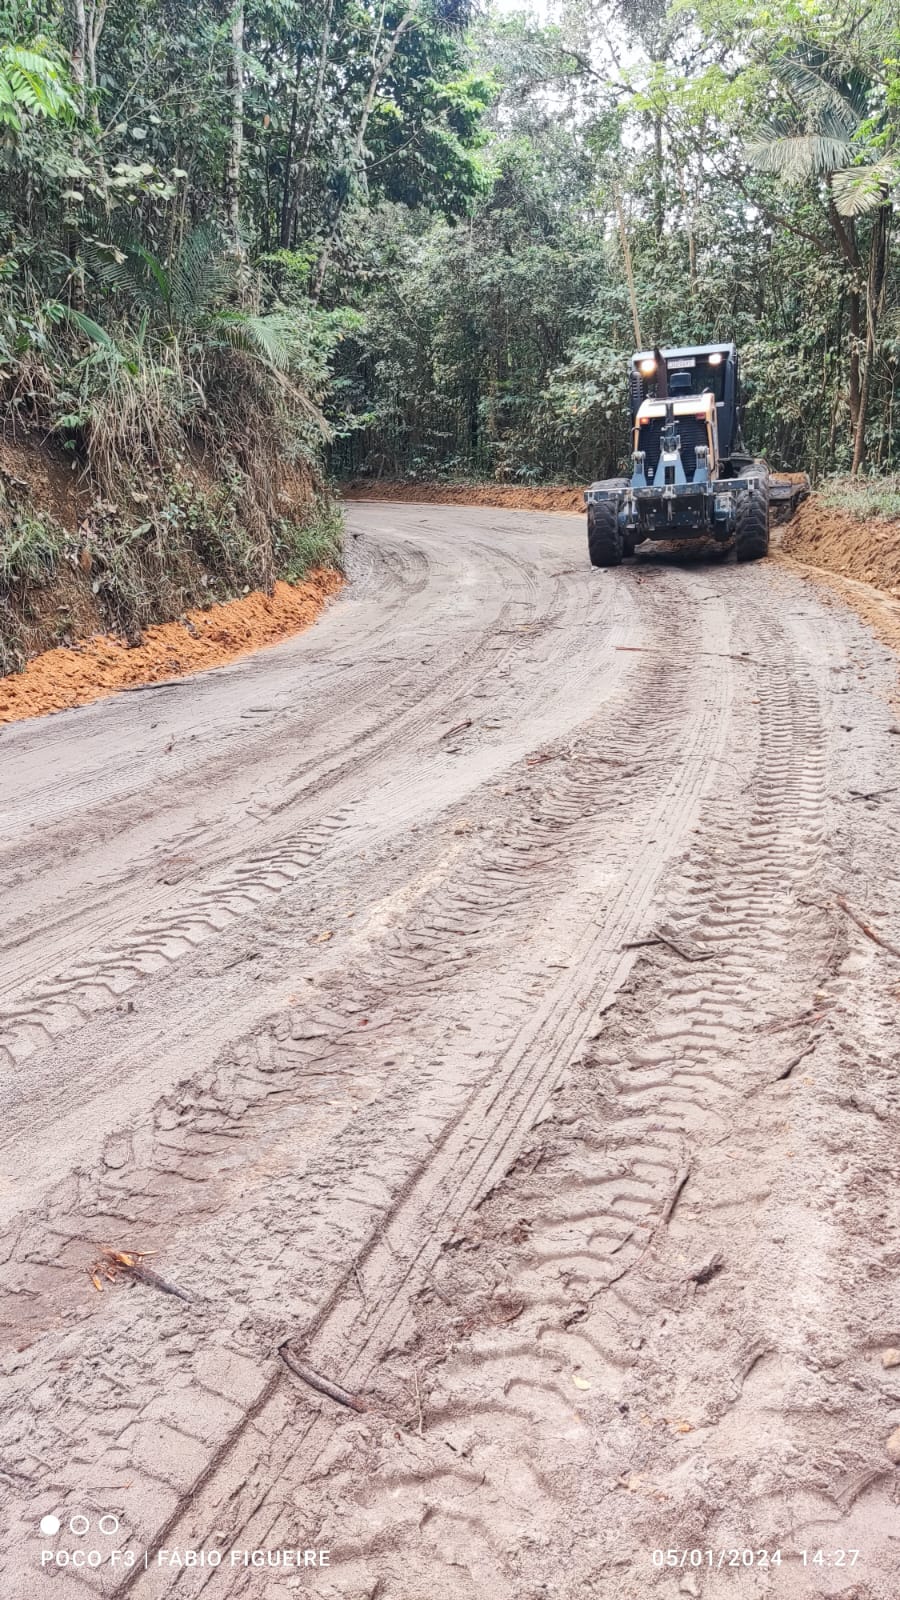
[344, 480, 584, 514]
[783, 497, 900, 595]
[0, 569, 343, 726]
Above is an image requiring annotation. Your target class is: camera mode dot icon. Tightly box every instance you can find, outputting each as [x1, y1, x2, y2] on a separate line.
[39, 1515, 61, 1537]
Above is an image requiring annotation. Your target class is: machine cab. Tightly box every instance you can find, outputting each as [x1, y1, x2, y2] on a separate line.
[629, 344, 739, 478]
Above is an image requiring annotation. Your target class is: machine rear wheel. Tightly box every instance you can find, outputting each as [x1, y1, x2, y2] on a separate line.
[735, 475, 770, 562]
[587, 499, 624, 567]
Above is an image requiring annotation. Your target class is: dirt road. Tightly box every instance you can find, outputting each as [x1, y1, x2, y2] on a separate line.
[1, 504, 899, 1600]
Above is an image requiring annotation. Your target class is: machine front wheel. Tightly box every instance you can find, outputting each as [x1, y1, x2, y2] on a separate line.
[735, 474, 770, 562]
[587, 500, 624, 568]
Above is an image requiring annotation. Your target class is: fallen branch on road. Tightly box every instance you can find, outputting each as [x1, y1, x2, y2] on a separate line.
[279, 1345, 368, 1413]
[623, 932, 713, 962]
[88, 1248, 194, 1302]
[836, 895, 900, 962]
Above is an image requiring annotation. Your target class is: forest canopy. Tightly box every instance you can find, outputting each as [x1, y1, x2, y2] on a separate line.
[0, 0, 898, 505]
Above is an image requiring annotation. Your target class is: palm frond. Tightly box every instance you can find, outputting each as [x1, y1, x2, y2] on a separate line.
[204, 310, 331, 436]
[772, 54, 862, 139]
[208, 310, 297, 371]
[81, 240, 158, 309]
[47, 302, 122, 353]
[170, 225, 234, 323]
[130, 245, 172, 310]
[745, 128, 856, 183]
[0, 39, 75, 128]
[831, 158, 897, 216]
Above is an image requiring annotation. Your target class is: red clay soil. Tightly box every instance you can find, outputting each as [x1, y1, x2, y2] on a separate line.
[344, 474, 804, 517]
[344, 480, 585, 513]
[0, 569, 343, 726]
[783, 495, 900, 596]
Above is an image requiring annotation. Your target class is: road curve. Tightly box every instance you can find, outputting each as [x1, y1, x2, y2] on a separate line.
[1, 504, 899, 1599]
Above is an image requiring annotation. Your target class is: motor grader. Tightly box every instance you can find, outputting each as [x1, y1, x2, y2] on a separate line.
[584, 343, 805, 566]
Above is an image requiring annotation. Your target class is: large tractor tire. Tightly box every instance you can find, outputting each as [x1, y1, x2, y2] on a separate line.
[587, 498, 624, 568]
[735, 473, 770, 562]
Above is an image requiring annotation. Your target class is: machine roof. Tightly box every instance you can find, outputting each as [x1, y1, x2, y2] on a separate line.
[631, 343, 736, 363]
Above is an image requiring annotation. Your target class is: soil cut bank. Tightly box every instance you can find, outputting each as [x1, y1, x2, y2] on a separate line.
[0, 568, 343, 725]
[784, 493, 900, 595]
[343, 479, 585, 513]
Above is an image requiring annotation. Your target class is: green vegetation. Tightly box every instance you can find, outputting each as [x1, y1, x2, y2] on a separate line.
[332, 0, 900, 485]
[0, 0, 898, 665]
[819, 477, 900, 520]
[0, 0, 488, 660]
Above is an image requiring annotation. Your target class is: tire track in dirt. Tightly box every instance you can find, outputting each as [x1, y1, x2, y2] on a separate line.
[203, 588, 840, 1600]
[0, 561, 730, 1598]
[0, 521, 611, 1082]
[87, 577, 736, 1600]
[267, 597, 900, 1600]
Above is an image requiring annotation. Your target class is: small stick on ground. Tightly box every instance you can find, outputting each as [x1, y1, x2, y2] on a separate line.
[759, 1006, 831, 1034]
[662, 1163, 692, 1224]
[353, 1261, 368, 1311]
[848, 785, 898, 801]
[623, 931, 713, 963]
[126, 1261, 194, 1303]
[439, 718, 472, 742]
[413, 1366, 424, 1436]
[836, 895, 900, 962]
[279, 1345, 368, 1413]
[90, 1248, 194, 1303]
[775, 1034, 822, 1082]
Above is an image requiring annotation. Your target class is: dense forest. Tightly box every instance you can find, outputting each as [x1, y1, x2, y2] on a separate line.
[0, 0, 897, 662]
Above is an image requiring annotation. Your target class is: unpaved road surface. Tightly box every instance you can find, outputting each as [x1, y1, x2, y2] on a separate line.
[2, 504, 899, 1600]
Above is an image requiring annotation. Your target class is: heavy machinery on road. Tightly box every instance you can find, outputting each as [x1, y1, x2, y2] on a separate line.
[585, 342, 806, 567]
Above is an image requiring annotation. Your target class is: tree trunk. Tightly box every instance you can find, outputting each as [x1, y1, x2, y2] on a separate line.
[848, 287, 861, 434]
[86, 0, 107, 95]
[851, 203, 890, 476]
[279, 44, 304, 248]
[652, 114, 664, 243]
[612, 182, 642, 349]
[282, 0, 335, 249]
[225, 0, 245, 249]
[71, 0, 86, 108]
[825, 186, 863, 449]
[310, 6, 415, 300]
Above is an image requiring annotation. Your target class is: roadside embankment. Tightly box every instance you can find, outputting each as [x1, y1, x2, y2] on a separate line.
[782, 491, 900, 596]
[0, 430, 345, 724]
[343, 479, 584, 513]
[0, 569, 343, 725]
[780, 489, 900, 664]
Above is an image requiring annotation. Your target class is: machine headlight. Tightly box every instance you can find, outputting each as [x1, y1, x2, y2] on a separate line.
[638, 358, 656, 375]
[708, 352, 723, 366]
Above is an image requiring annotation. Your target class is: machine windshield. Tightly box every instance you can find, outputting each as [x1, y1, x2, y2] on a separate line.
[666, 354, 727, 400]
